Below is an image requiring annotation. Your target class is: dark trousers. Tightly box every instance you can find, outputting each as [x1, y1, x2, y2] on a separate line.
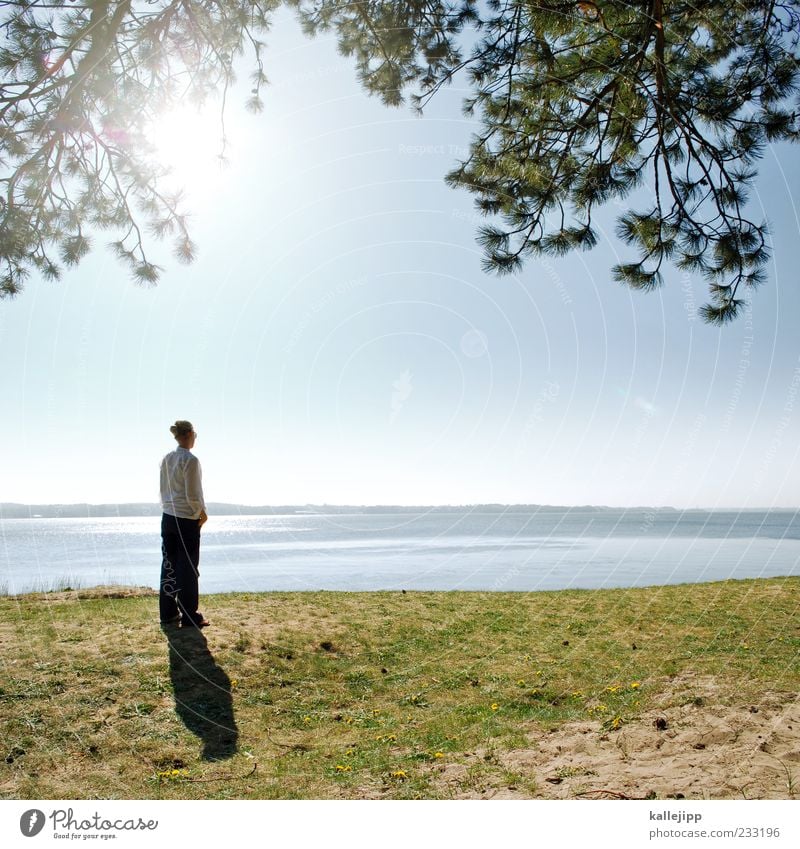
[160, 513, 202, 625]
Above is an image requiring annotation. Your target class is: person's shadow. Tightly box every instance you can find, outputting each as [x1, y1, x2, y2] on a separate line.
[164, 626, 238, 761]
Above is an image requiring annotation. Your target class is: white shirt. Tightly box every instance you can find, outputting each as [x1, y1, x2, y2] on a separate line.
[160, 447, 205, 519]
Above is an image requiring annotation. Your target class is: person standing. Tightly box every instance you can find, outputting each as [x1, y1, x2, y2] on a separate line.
[159, 420, 209, 628]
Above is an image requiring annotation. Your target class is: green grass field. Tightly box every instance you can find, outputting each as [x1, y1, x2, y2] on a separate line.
[1, 578, 798, 799]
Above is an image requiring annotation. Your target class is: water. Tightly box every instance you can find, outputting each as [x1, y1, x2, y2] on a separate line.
[1, 508, 799, 594]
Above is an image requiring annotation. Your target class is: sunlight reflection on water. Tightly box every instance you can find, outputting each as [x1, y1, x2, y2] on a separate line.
[1, 510, 798, 594]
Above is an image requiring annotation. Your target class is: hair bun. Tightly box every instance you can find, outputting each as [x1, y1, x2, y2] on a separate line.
[170, 420, 194, 438]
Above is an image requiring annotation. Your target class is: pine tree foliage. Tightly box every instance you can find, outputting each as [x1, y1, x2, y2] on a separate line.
[0, 0, 276, 296]
[1, 2, 798, 323]
[441, 0, 798, 324]
[286, 0, 476, 106]
[292, 0, 799, 323]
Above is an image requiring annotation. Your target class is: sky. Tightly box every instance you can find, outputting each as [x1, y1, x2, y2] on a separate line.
[1, 6, 799, 509]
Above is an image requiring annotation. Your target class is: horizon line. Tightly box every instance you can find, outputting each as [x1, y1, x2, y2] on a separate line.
[2, 501, 798, 512]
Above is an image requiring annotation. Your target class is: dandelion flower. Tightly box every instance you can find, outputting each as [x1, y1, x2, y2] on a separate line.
[157, 768, 187, 780]
[433, 752, 444, 759]
[630, 681, 641, 689]
[376, 733, 397, 743]
[491, 703, 499, 711]
[335, 764, 352, 773]
[391, 770, 407, 779]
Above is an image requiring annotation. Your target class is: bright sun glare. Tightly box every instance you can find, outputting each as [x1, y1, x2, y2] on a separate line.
[147, 103, 234, 204]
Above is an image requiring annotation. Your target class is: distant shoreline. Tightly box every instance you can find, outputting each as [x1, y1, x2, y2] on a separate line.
[2, 502, 798, 519]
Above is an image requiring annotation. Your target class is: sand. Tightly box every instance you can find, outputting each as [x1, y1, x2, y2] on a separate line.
[433, 673, 800, 799]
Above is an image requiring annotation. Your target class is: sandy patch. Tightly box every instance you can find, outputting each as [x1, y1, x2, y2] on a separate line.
[13, 585, 158, 602]
[435, 675, 800, 799]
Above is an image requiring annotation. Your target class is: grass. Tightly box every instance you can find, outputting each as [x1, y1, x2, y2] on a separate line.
[0, 577, 798, 799]
[1, 574, 87, 596]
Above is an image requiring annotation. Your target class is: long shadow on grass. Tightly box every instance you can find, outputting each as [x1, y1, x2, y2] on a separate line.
[164, 626, 238, 761]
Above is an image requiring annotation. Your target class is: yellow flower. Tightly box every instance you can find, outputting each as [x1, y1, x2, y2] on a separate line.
[491, 703, 499, 711]
[605, 686, 619, 693]
[517, 679, 526, 686]
[433, 752, 444, 759]
[335, 764, 352, 772]
[303, 715, 311, 724]
[230, 679, 238, 688]
[376, 733, 397, 743]
[157, 768, 188, 780]
[372, 709, 381, 716]
[630, 681, 641, 689]
[390, 770, 407, 779]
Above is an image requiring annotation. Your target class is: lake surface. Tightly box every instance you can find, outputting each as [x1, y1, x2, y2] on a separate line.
[1, 509, 799, 594]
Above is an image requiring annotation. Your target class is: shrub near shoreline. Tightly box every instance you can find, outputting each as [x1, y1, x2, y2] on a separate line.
[1, 578, 798, 799]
